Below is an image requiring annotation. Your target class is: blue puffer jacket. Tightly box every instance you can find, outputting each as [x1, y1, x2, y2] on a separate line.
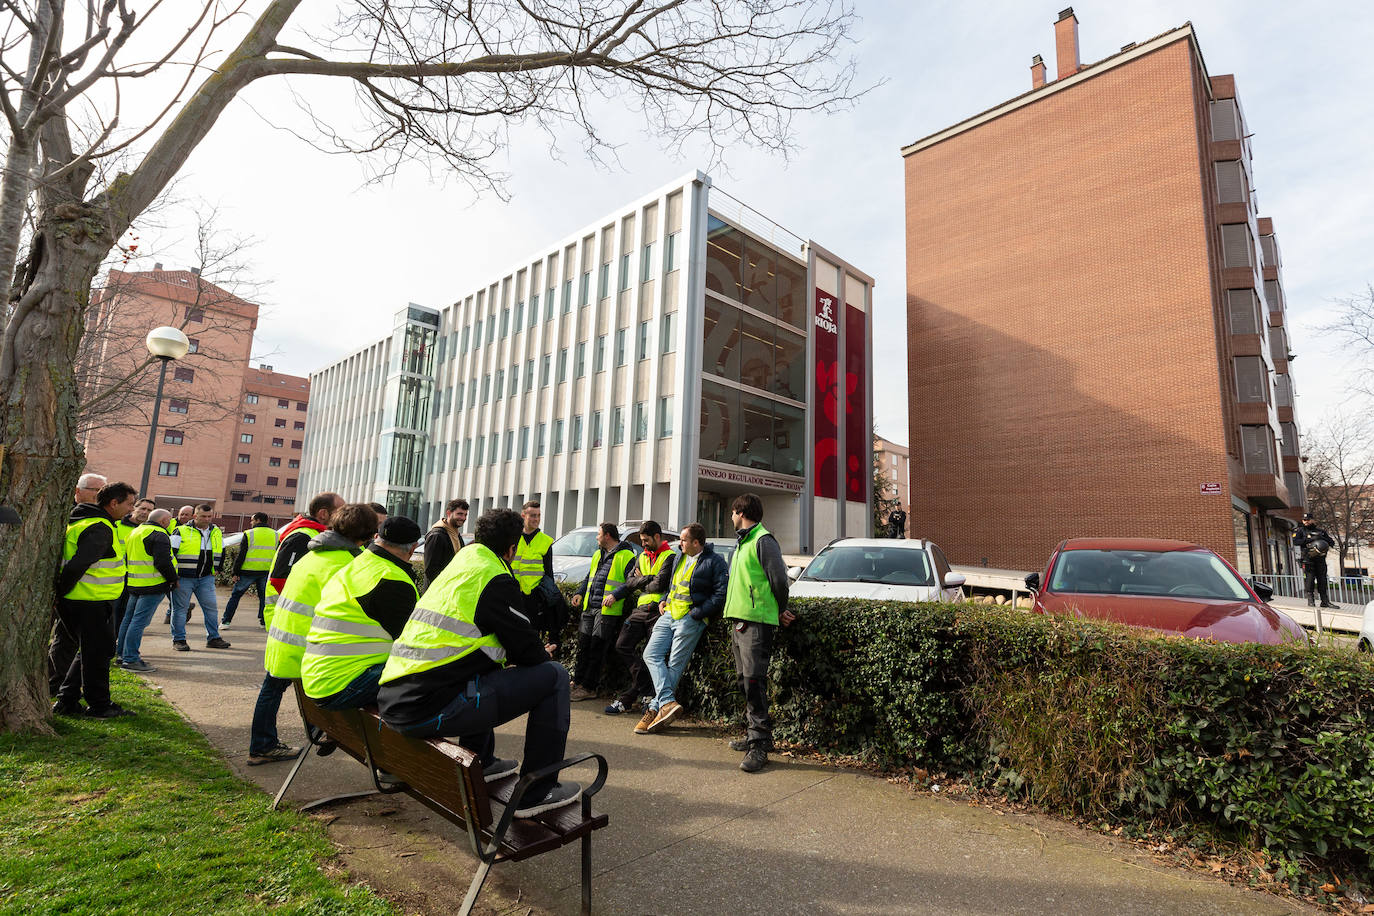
[649, 543, 730, 621]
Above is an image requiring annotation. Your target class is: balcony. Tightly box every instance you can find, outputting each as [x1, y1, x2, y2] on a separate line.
[1242, 471, 1292, 510]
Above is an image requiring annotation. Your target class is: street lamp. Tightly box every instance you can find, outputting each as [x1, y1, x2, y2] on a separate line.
[138, 326, 191, 498]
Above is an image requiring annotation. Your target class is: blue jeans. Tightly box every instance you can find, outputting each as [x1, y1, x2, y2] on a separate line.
[171, 575, 220, 643]
[222, 573, 267, 624]
[643, 613, 708, 710]
[116, 591, 167, 664]
[250, 673, 293, 755]
[315, 663, 386, 711]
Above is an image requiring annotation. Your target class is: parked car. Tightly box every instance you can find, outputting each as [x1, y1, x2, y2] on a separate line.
[1024, 538, 1306, 646]
[551, 523, 679, 588]
[1356, 601, 1374, 652]
[787, 538, 967, 603]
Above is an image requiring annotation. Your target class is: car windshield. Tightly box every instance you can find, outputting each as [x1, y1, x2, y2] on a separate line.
[552, 531, 599, 558]
[802, 545, 934, 586]
[1048, 549, 1251, 601]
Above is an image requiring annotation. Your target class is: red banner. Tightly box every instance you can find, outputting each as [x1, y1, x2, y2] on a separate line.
[813, 288, 839, 498]
[844, 303, 867, 503]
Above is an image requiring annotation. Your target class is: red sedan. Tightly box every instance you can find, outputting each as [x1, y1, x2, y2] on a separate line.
[1025, 538, 1306, 646]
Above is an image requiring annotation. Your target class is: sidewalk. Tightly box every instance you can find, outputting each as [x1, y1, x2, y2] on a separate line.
[137, 592, 1314, 915]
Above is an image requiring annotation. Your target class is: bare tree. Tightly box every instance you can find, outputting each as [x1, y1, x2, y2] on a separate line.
[1321, 284, 1374, 398]
[0, 1, 863, 731]
[1303, 412, 1374, 577]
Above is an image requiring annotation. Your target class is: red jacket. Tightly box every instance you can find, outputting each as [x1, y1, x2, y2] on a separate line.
[268, 516, 327, 591]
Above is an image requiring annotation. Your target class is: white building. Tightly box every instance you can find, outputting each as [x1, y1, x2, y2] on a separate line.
[298, 171, 873, 553]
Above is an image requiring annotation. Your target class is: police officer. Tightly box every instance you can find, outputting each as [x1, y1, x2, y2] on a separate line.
[1294, 513, 1338, 609]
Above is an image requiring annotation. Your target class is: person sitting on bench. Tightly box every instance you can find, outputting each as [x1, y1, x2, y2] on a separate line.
[301, 516, 423, 710]
[377, 507, 579, 818]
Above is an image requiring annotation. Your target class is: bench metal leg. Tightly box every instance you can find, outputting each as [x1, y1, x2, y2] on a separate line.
[458, 859, 493, 916]
[296, 790, 384, 812]
[581, 831, 593, 915]
[271, 745, 312, 810]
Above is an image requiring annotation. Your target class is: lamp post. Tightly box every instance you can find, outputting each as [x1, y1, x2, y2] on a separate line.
[138, 326, 191, 498]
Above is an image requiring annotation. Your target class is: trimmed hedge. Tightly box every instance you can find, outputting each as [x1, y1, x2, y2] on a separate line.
[584, 599, 1374, 885]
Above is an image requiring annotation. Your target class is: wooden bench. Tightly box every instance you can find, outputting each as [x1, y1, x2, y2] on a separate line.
[273, 680, 610, 915]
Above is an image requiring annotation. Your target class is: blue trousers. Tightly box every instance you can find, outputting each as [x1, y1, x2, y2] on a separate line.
[171, 575, 220, 643]
[222, 573, 267, 624]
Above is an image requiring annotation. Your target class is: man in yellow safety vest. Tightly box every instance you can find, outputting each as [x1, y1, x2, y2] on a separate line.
[222, 512, 278, 628]
[605, 520, 674, 716]
[568, 522, 635, 702]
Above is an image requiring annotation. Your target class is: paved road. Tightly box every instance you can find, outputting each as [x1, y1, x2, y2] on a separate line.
[136, 591, 1315, 915]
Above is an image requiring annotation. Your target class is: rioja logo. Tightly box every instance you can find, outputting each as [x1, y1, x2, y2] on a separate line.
[814, 296, 838, 335]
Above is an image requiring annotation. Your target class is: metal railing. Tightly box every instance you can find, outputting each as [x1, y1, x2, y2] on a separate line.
[1250, 574, 1372, 609]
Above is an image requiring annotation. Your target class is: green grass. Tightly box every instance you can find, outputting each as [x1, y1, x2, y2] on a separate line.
[0, 671, 398, 915]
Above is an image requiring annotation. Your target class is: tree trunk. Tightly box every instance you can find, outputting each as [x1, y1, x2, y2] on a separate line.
[0, 204, 110, 734]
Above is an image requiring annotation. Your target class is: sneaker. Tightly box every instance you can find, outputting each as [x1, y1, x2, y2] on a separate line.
[205, 637, 232, 649]
[569, 685, 596, 702]
[87, 703, 135, 719]
[634, 707, 659, 735]
[172, 640, 190, 652]
[121, 659, 158, 673]
[729, 737, 750, 752]
[740, 747, 769, 773]
[646, 700, 682, 733]
[247, 743, 302, 765]
[482, 757, 520, 782]
[51, 699, 83, 716]
[219, 620, 232, 629]
[604, 699, 627, 715]
[514, 781, 582, 818]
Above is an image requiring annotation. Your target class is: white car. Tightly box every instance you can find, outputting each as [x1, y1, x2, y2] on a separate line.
[788, 538, 967, 604]
[1358, 600, 1374, 652]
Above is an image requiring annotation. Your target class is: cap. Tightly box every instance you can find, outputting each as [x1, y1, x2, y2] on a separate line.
[0, 506, 19, 525]
[379, 516, 422, 545]
[1302, 513, 1314, 521]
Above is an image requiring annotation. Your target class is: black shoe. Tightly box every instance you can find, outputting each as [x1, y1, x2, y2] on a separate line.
[87, 703, 135, 718]
[314, 740, 338, 757]
[51, 700, 84, 716]
[730, 737, 773, 753]
[172, 640, 190, 652]
[205, 637, 232, 649]
[740, 748, 769, 773]
[1321, 602, 1340, 609]
[514, 781, 582, 818]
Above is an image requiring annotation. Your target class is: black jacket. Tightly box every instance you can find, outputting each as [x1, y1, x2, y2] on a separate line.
[582, 541, 634, 612]
[1294, 524, 1334, 564]
[646, 543, 731, 621]
[422, 523, 465, 587]
[56, 504, 118, 600]
[378, 558, 550, 728]
[356, 544, 420, 639]
[127, 526, 179, 596]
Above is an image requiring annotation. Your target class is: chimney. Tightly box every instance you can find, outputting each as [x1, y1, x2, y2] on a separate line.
[1054, 7, 1080, 80]
[153, 261, 163, 270]
[189, 266, 201, 276]
[1030, 54, 1047, 89]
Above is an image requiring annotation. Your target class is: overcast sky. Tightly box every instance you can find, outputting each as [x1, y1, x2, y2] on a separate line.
[130, 0, 1374, 448]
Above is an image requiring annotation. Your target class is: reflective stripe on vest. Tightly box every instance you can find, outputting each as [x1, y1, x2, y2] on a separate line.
[301, 550, 416, 700]
[63, 517, 125, 601]
[511, 530, 553, 595]
[379, 544, 511, 686]
[125, 523, 171, 588]
[667, 552, 698, 619]
[263, 548, 355, 679]
[636, 548, 672, 607]
[724, 524, 780, 625]
[240, 526, 278, 572]
[175, 525, 223, 574]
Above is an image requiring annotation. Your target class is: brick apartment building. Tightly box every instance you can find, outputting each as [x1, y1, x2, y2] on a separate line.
[902, 9, 1306, 575]
[874, 436, 911, 525]
[80, 268, 310, 532]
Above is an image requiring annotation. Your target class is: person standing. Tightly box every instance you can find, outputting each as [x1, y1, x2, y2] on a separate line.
[249, 502, 378, 765]
[510, 500, 566, 650]
[222, 512, 277, 628]
[1294, 513, 1339, 609]
[301, 516, 421, 710]
[266, 492, 345, 627]
[568, 523, 635, 702]
[170, 504, 230, 651]
[723, 493, 795, 773]
[377, 508, 580, 818]
[50, 481, 138, 717]
[423, 498, 469, 586]
[117, 509, 178, 673]
[73, 473, 107, 506]
[636, 523, 728, 734]
[163, 504, 196, 625]
[112, 497, 154, 636]
[606, 521, 674, 715]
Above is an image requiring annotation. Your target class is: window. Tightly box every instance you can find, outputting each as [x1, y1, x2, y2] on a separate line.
[296, 402, 306, 411]
[637, 321, 650, 360]
[174, 367, 195, 383]
[286, 478, 297, 488]
[245, 394, 260, 406]
[572, 415, 583, 451]
[187, 338, 200, 354]
[291, 439, 301, 449]
[274, 418, 287, 428]
[598, 262, 610, 300]
[266, 476, 279, 487]
[541, 354, 551, 387]
[619, 253, 631, 291]
[186, 308, 204, 323]
[634, 402, 648, 442]
[664, 231, 680, 273]
[525, 359, 534, 390]
[293, 420, 304, 430]
[503, 430, 513, 462]
[557, 348, 568, 383]
[1234, 356, 1268, 403]
[243, 413, 256, 424]
[1221, 223, 1254, 268]
[519, 426, 530, 460]
[537, 422, 547, 457]
[461, 325, 470, 352]
[272, 437, 284, 447]
[230, 492, 247, 502]
[269, 457, 281, 467]
[612, 406, 625, 445]
[594, 335, 607, 372]
[591, 410, 604, 448]
[660, 313, 674, 353]
[515, 300, 524, 328]
[475, 436, 485, 465]
[237, 453, 250, 464]
[1227, 289, 1262, 335]
[474, 319, 483, 347]
[508, 366, 518, 397]
[641, 242, 654, 279]
[529, 294, 540, 327]
[1215, 160, 1247, 204]
[277, 398, 290, 408]
[494, 368, 505, 400]
[163, 429, 184, 445]
[1241, 425, 1275, 475]
[240, 433, 253, 443]
[553, 419, 565, 453]
[262, 497, 276, 504]
[234, 473, 247, 484]
[562, 279, 572, 313]
[658, 396, 673, 437]
[579, 272, 590, 307]
[615, 329, 627, 366]
[481, 374, 490, 403]
[468, 378, 477, 407]
[500, 308, 509, 336]
[575, 342, 587, 378]
[288, 459, 300, 469]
